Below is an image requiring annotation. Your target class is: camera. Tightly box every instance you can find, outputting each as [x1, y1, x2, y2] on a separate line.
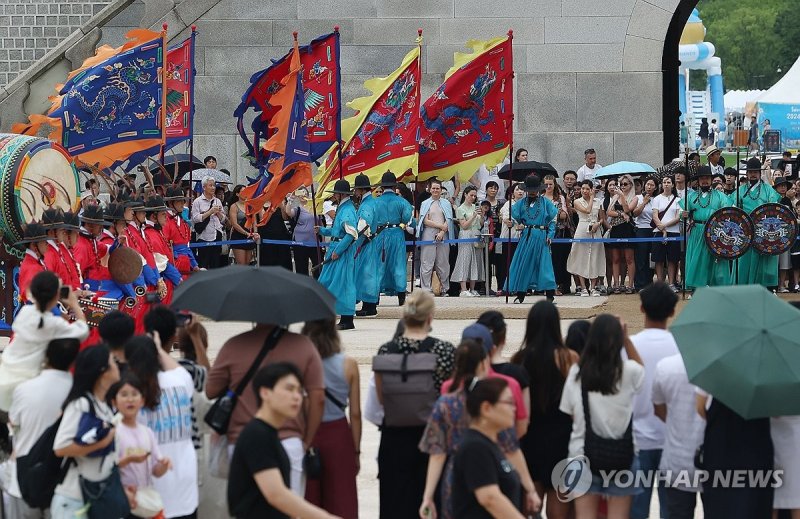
[176, 312, 192, 327]
[59, 286, 71, 299]
[145, 292, 161, 303]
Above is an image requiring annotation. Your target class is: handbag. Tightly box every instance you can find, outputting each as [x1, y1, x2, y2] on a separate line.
[650, 195, 677, 229]
[204, 327, 286, 435]
[304, 447, 322, 479]
[79, 465, 131, 519]
[193, 200, 215, 235]
[131, 486, 164, 518]
[581, 384, 634, 475]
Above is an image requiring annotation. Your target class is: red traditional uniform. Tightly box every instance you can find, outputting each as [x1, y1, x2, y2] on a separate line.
[43, 240, 79, 289]
[163, 210, 195, 276]
[72, 229, 111, 284]
[144, 222, 178, 304]
[17, 249, 47, 302]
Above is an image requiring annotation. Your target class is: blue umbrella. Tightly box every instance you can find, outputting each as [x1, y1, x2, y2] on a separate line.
[593, 161, 657, 179]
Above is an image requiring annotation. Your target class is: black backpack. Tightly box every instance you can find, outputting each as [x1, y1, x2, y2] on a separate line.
[16, 417, 75, 509]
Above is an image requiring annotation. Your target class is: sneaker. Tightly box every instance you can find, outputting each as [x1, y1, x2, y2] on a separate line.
[778, 287, 790, 293]
[581, 289, 590, 298]
[795, 284, 800, 293]
[470, 290, 480, 297]
[670, 284, 680, 293]
[574, 288, 583, 297]
[591, 289, 601, 297]
[414, 278, 421, 287]
[439, 292, 449, 297]
[459, 290, 474, 297]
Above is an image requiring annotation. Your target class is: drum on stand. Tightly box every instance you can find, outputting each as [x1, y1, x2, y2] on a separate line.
[750, 203, 798, 256]
[0, 133, 79, 249]
[703, 207, 754, 260]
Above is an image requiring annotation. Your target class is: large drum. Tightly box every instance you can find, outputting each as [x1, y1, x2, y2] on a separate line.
[751, 203, 798, 256]
[704, 207, 754, 260]
[0, 133, 79, 250]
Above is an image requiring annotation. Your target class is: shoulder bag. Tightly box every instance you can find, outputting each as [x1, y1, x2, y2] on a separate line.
[650, 195, 677, 229]
[581, 384, 634, 475]
[193, 199, 215, 235]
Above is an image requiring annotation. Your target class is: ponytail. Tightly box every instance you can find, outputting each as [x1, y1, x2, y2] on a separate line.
[448, 339, 487, 393]
[29, 272, 59, 328]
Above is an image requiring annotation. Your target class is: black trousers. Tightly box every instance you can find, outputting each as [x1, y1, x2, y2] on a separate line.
[293, 245, 321, 277]
[634, 227, 654, 289]
[195, 240, 222, 269]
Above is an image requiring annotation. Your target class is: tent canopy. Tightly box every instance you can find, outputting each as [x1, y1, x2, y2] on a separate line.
[757, 56, 800, 104]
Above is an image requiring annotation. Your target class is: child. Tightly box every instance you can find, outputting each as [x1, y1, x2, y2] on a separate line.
[110, 374, 171, 519]
[0, 271, 89, 411]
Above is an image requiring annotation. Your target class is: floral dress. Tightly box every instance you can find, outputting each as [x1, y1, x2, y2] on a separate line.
[419, 389, 518, 519]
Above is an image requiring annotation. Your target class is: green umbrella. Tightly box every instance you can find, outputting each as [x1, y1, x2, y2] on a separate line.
[670, 284, 800, 419]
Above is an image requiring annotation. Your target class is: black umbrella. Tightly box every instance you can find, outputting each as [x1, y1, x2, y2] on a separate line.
[497, 160, 558, 181]
[171, 265, 336, 325]
[163, 154, 205, 179]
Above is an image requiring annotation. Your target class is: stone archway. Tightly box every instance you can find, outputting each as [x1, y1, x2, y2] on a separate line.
[662, 0, 701, 161]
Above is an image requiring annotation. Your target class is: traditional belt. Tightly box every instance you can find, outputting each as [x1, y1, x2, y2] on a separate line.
[384, 223, 403, 229]
[525, 225, 548, 230]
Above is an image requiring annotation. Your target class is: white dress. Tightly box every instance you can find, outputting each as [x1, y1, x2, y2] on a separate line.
[566, 198, 606, 279]
[771, 416, 800, 508]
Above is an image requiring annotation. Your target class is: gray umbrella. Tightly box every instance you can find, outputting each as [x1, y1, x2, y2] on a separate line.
[170, 265, 336, 325]
[180, 168, 232, 184]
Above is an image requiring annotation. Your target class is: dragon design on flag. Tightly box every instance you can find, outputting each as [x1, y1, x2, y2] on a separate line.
[350, 69, 416, 152]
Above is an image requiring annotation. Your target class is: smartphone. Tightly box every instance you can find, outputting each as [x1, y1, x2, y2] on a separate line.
[176, 312, 192, 327]
[59, 286, 70, 299]
[137, 165, 145, 172]
[144, 292, 160, 303]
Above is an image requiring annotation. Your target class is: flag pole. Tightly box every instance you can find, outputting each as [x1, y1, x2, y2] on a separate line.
[410, 28, 423, 295]
[505, 29, 514, 305]
[160, 23, 169, 168]
[187, 25, 197, 213]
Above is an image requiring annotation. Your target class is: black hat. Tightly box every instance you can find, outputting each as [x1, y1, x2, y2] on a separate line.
[61, 211, 80, 231]
[522, 174, 546, 193]
[379, 171, 397, 187]
[41, 208, 66, 230]
[104, 202, 127, 222]
[80, 205, 111, 226]
[15, 221, 48, 245]
[145, 196, 168, 213]
[773, 177, 790, 188]
[327, 179, 352, 195]
[746, 157, 762, 171]
[164, 185, 188, 202]
[694, 166, 714, 179]
[129, 197, 146, 210]
[353, 174, 372, 190]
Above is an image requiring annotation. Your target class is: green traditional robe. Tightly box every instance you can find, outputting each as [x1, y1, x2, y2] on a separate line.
[736, 181, 781, 286]
[680, 189, 733, 288]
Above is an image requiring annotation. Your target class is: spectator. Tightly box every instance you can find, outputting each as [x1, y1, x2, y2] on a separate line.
[748, 116, 760, 152]
[770, 416, 800, 518]
[451, 378, 530, 519]
[543, 175, 572, 295]
[127, 317, 198, 519]
[175, 316, 211, 451]
[258, 202, 293, 270]
[484, 180, 504, 292]
[576, 149, 602, 182]
[0, 272, 88, 411]
[288, 187, 323, 276]
[203, 156, 217, 169]
[452, 185, 484, 297]
[477, 311, 530, 413]
[227, 363, 339, 519]
[698, 117, 709, 149]
[511, 301, 578, 519]
[207, 318, 325, 496]
[99, 310, 136, 371]
[191, 176, 227, 269]
[559, 314, 644, 517]
[302, 319, 361, 518]
[565, 320, 591, 357]
[632, 176, 657, 291]
[7, 338, 80, 518]
[651, 176, 682, 291]
[108, 374, 172, 518]
[227, 184, 258, 266]
[496, 182, 525, 294]
[373, 290, 455, 519]
[604, 174, 637, 294]
[418, 179, 454, 296]
[629, 283, 680, 519]
[566, 180, 605, 296]
[52, 345, 121, 517]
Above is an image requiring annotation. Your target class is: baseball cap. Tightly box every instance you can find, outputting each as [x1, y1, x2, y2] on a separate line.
[461, 323, 495, 354]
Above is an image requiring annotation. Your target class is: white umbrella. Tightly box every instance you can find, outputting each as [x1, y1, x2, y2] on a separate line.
[180, 168, 232, 184]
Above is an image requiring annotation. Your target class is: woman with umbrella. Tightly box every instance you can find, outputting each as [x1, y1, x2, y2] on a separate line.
[505, 175, 558, 304]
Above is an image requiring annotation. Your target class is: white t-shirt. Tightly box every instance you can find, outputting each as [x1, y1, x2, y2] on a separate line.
[651, 193, 682, 233]
[138, 367, 198, 517]
[652, 354, 705, 491]
[7, 369, 73, 497]
[559, 360, 645, 458]
[472, 157, 508, 200]
[54, 395, 117, 501]
[576, 164, 603, 182]
[634, 194, 654, 228]
[629, 328, 679, 450]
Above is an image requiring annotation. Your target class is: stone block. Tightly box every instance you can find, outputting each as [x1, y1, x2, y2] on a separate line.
[427, 43, 525, 74]
[205, 0, 298, 20]
[106, 0, 145, 28]
[545, 17, 629, 44]
[193, 75, 251, 136]
[150, 10, 189, 40]
[0, 83, 30, 134]
[613, 131, 663, 165]
[235, 136, 259, 185]
[339, 74, 371, 118]
[546, 131, 614, 174]
[97, 26, 130, 48]
[194, 20, 272, 47]
[140, 0, 175, 29]
[516, 73, 577, 133]
[191, 133, 239, 177]
[562, 0, 636, 16]
[455, 0, 560, 18]
[644, 0, 680, 14]
[377, 0, 452, 18]
[65, 27, 102, 71]
[514, 132, 549, 162]
[297, 0, 376, 19]
[204, 46, 286, 76]
[439, 18, 543, 45]
[352, 19, 440, 45]
[193, 45, 205, 75]
[174, 0, 222, 25]
[576, 72, 662, 132]
[340, 45, 419, 75]
[622, 35, 663, 72]
[528, 44, 623, 73]
[272, 19, 354, 46]
[627, 0, 672, 41]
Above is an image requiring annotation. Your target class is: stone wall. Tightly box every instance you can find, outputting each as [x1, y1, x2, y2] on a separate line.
[0, 0, 681, 186]
[0, 0, 112, 86]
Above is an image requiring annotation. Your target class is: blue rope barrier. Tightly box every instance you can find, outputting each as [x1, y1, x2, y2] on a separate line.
[189, 235, 685, 248]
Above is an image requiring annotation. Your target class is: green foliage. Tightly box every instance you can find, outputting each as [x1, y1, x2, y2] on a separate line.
[696, 0, 800, 90]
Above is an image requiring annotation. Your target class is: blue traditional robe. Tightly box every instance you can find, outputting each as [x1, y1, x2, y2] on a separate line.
[376, 192, 414, 295]
[505, 196, 558, 293]
[319, 198, 358, 316]
[679, 189, 733, 288]
[355, 194, 381, 304]
[736, 182, 781, 286]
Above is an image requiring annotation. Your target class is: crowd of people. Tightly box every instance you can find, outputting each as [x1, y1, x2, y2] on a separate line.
[2, 275, 799, 519]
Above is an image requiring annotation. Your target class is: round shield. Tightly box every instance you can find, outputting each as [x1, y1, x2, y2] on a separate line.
[751, 203, 798, 256]
[108, 246, 144, 285]
[704, 207, 754, 260]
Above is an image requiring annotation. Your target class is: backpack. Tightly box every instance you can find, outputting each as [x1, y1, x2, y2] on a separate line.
[372, 337, 438, 427]
[16, 417, 74, 509]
